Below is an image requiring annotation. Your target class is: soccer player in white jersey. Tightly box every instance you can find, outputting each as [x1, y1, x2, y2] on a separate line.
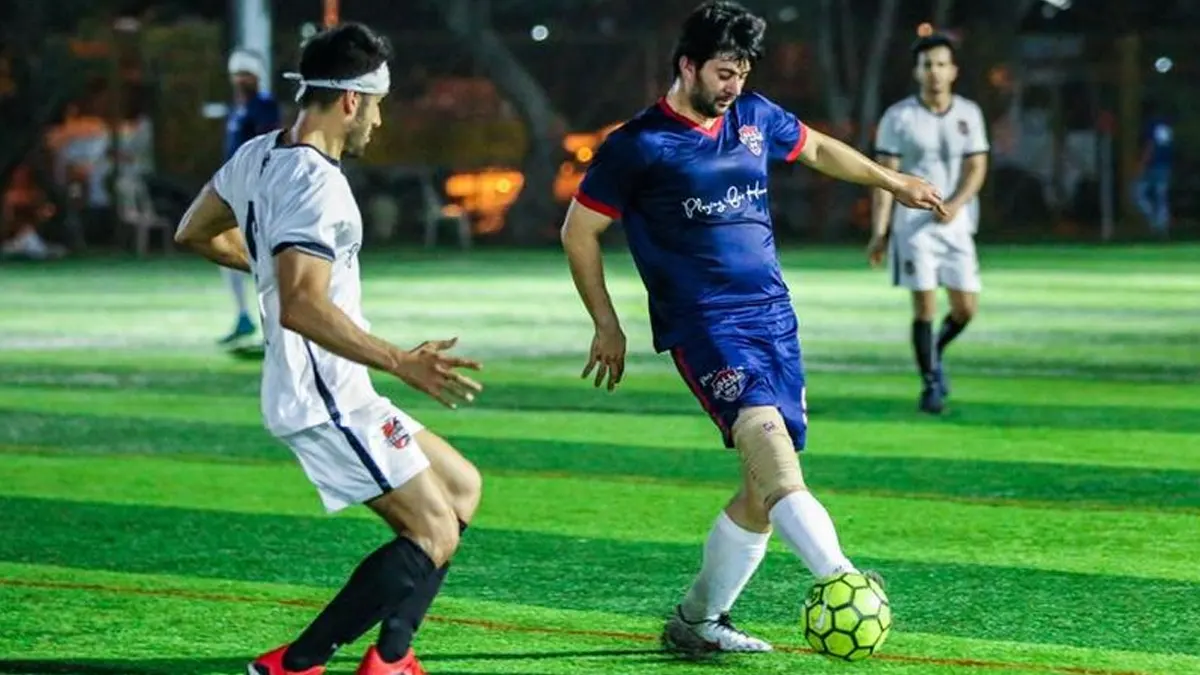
[174, 23, 483, 675]
[868, 34, 989, 414]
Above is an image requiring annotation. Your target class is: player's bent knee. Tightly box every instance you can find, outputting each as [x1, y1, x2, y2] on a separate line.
[405, 503, 461, 568]
[732, 406, 805, 509]
[948, 295, 977, 324]
[454, 459, 483, 523]
[369, 470, 461, 567]
[435, 456, 482, 525]
[417, 431, 483, 524]
[911, 291, 938, 321]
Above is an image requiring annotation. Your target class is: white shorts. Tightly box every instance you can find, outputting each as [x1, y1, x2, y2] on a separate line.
[890, 225, 981, 293]
[280, 398, 430, 513]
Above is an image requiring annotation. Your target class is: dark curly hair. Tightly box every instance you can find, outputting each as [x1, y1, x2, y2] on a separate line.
[911, 33, 956, 65]
[297, 22, 393, 107]
[671, 1, 767, 77]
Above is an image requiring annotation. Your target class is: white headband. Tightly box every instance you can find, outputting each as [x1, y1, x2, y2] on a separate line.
[283, 62, 391, 103]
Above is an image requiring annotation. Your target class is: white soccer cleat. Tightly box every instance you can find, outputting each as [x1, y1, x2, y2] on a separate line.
[661, 605, 773, 657]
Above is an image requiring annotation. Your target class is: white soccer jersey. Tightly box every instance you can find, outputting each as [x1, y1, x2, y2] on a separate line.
[240, 145, 380, 436]
[210, 130, 283, 224]
[875, 95, 989, 234]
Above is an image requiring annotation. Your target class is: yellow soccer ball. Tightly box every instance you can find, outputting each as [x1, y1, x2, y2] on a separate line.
[802, 572, 893, 661]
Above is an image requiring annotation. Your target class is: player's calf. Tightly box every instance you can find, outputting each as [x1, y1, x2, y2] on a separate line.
[733, 407, 856, 579]
[373, 433, 480, 666]
[723, 486, 770, 534]
[369, 472, 461, 568]
[935, 289, 979, 400]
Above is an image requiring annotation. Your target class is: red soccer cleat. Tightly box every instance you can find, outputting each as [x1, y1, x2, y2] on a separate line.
[247, 645, 327, 675]
[356, 645, 427, 675]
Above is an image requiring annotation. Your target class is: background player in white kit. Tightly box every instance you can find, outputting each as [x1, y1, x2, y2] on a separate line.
[174, 23, 483, 675]
[868, 34, 989, 415]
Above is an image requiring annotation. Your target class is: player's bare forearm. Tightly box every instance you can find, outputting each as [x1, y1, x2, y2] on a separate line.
[191, 229, 251, 271]
[870, 155, 902, 237]
[945, 154, 988, 210]
[561, 200, 621, 330]
[281, 292, 404, 373]
[275, 249, 405, 374]
[798, 129, 902, 192]
[175, 183, 250, 271]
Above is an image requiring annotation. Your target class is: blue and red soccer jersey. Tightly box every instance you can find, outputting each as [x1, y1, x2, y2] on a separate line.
[576, 92, 811, 449]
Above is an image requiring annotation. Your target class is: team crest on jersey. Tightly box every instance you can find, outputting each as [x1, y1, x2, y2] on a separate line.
[958, 119, 970, 135]
[738, 125, 764, 156]
[700, 366, 747, 402]
[381, 417, 411, 449]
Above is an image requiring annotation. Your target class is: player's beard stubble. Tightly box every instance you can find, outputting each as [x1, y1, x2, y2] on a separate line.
[344, 107, 372, 157]
[688, 79, 733, 119]
[691, 84, 724, 118]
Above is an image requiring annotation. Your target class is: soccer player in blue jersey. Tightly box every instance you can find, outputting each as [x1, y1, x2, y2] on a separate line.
[1135, 104, 1173, 238]
[220, 48, 281, 347]
[561, 1, 946, 656]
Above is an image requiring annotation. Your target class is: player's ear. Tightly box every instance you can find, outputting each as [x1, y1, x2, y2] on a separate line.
[341, 91, 360, 119]
[679, 55, 696, 81]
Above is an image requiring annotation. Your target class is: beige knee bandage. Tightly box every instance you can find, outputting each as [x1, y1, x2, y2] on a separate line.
[732, 406, 805, 503]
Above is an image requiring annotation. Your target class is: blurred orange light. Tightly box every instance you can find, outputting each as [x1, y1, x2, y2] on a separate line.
[988, 65, 1012, 89]
[917, 22, 934, 37]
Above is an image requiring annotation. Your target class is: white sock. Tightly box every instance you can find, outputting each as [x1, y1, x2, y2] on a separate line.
[768, 490, 855, 579]
[224, 268, 249, 317]
[680, 511, 770, 622]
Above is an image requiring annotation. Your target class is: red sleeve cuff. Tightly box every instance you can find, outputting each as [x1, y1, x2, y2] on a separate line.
[785, 122, 808, 163]
[574, 191, 621, 219]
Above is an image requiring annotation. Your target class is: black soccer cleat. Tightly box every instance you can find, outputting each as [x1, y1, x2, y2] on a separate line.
[933, 363, 951, 398]
[918, 383, 944, 415]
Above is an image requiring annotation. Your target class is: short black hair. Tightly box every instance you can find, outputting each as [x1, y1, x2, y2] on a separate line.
[671, 1, 767, 77]
[911, 33, 956, 65]
[296, 22, 393, 107]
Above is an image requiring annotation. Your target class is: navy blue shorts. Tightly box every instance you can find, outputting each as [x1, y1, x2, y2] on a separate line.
[668, 302, 808, 451]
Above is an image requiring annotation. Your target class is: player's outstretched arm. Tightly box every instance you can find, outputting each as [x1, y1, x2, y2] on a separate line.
[798, 128, 946, 216]
[561, 199, 626, 391]
[275, 249, 482, 408]
[175, 183, 251, 271]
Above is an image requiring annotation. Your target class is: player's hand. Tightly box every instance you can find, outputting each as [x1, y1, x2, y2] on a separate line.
[891, 174, 948, 218]
[393, 337, 483, 409]
[866, 233, 888, 268]
[934, 201, 961, 224]
[583, 323, 626, 391]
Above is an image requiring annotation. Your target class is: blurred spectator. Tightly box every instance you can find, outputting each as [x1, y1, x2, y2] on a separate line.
[1, 164, 64, 260]
[218, 48, 280, 347]
[1134, 105, 1173, 238]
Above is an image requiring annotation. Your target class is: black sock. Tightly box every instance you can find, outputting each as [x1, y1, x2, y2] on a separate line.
[283, 536, 436, 671]
[375, 519, 468, 663]
[376, 565, 449, 662]
[936, 313, 968, 357]
[912, 319, 935, 384]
